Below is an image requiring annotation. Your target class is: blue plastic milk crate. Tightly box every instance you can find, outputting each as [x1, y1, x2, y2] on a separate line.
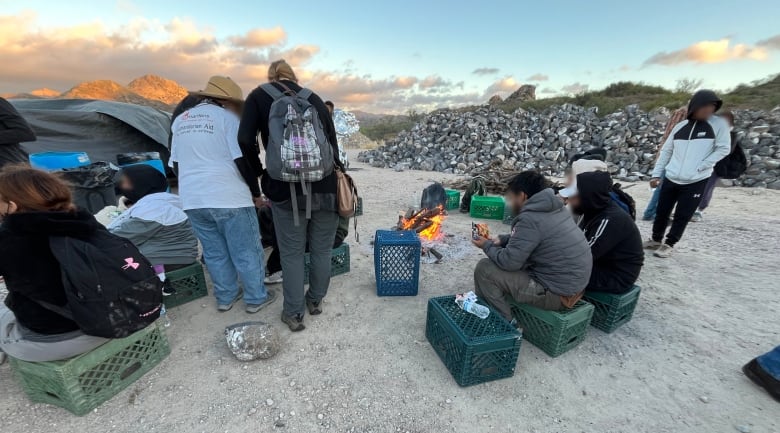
[29, 152, 91, 171]
[373, 230, 421, 296]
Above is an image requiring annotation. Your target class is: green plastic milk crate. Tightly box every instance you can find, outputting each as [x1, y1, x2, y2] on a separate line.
[510, 300, 594, 357]
[584, 285, 641, 333]
[426, 296, 522, 386]
[470, 196, 505, 220]
[445, 189, 460, 210]
[304, 243, 351, 284]
[164, 262, 208, 308]
[9, 324, 170, 416]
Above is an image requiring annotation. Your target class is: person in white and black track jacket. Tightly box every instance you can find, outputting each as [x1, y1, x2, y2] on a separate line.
[646, 90, 731, 258]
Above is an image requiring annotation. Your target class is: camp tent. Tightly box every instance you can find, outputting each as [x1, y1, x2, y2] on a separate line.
[10, 99, 172, 167]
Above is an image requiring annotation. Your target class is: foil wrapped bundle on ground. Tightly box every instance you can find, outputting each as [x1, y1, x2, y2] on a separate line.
[224, 321, 281, 361]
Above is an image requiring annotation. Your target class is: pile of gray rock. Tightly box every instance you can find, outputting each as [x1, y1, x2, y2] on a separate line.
[357, 104, 780, 189]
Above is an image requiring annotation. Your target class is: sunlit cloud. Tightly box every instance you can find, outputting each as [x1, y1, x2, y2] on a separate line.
[526, 73, 549, 82]
[643, 38, 769, 66]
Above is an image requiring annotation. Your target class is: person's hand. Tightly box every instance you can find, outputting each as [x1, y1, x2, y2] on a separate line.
[492, 236, 503, 245]
[471, 237, 491, 249]
[253, 196, 268, 208]
[649, 178, 661, 188]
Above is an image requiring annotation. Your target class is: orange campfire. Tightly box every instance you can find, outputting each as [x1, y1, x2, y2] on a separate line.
[399, 205, 446, 241]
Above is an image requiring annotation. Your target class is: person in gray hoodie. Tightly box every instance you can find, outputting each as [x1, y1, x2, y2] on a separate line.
[647, 90, 731, 258]
[107, 165, 198, 294]
[473, 171, 592, 321]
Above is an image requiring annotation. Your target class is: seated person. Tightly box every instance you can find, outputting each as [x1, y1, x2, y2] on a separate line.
[0, 166, 108, 362]
[107, 165, 198, 294]
[259, 204, 348, 284]
[565, 171, 644, 294]
[472, 171, 592, 322]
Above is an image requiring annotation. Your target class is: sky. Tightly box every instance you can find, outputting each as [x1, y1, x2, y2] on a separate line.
[1, 0, 779, 113]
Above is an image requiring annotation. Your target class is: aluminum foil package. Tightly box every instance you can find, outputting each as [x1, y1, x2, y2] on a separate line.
[225, 321, 281, 361]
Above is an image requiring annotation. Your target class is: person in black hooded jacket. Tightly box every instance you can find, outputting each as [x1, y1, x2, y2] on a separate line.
[0, 166, 107, 362]
[568, 171, 644, 294]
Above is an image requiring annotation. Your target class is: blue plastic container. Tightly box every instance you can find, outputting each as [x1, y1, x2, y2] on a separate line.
[29, 152, 91, 171]
[374, 230, 421, 296]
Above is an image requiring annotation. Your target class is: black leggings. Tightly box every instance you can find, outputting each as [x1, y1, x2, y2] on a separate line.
[652, 177, 708, 246]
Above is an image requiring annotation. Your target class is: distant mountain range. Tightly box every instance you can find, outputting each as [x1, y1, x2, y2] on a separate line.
[2, 75, 189, 111]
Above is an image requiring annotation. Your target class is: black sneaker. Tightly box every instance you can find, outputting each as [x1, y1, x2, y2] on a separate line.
[743, 358, 780, 402]
[281, 312, 306, 332]
[162, 280, 176, 296]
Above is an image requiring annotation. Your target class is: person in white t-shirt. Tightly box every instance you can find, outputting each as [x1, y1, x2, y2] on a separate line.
[170, 76, 276, 313]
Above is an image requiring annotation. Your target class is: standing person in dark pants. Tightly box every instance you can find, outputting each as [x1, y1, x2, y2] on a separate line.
[646, 90, 731, 258]
[692, 111, 738, 222]
[238, 60, 341, 332]
[0, 97, 36, 169]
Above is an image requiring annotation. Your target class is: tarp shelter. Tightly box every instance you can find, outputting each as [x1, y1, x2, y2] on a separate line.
[10, 99, 172, 168]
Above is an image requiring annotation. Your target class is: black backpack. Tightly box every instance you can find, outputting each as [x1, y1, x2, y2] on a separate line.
[43, 229, 163, 338]
[714, 144, 748, 179]
[610, 183, 637, 221]
[421, 183, 448, 209]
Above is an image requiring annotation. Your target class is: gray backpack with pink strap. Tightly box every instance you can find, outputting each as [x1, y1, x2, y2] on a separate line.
[261, 83, 334, 224]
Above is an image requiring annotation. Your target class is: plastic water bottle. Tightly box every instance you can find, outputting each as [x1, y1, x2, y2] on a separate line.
[462, 299, 490, 319]
[160, 304, 171, 328]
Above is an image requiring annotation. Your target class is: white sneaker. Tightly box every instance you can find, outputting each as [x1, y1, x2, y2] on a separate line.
[691, 211, 703, 222]
[654, 244, 674, 258]
[264, 271, 283, 284]
[643, 239, 662, 250]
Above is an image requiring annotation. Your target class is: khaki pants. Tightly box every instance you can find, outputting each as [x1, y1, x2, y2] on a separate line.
[473, 258, 562, 321]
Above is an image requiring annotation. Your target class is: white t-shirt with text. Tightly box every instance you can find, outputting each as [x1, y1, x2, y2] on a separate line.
[170, 103, 253, 210]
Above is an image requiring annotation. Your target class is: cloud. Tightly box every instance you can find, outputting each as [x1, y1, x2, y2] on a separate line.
[484, 76, 519, 97]
[539, 87, 557, 94]
[472, 67, 499, 76]
[643, 38, 768, 66]
[419, 75, 450, 89]
[561, 82, 589, 95]
[0, 12, 484, 113]
[618, 65, 632, 72]
[525, 73, 549, 82]
[229, 26, 287, 48]
[757, 34, 780, 50]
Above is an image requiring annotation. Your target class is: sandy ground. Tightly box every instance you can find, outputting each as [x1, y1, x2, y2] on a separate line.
[1, 149, 779, 433]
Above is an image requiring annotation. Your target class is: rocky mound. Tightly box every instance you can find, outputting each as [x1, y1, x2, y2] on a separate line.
[357, 104, 780, 189]
[127, 75, 189, 105]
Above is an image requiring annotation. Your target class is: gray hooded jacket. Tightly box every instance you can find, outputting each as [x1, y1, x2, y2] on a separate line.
[482, 188, 592, 296]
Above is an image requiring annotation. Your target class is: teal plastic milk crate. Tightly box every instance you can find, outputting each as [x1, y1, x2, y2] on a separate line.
[426, 295, 522, 386]
[445, 189, 460, 210]
[9, 324, 170, 416]
[510, 300, 594, 357]
[304, 243, 351, 284]
[470, 196, 505, 220]
[584, 285, 641, 333]
[164, 262, 208, 308]
[374, 230, 420, 296]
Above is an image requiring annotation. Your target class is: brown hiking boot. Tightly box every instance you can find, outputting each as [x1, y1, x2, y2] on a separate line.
[281, 312, 305, 332]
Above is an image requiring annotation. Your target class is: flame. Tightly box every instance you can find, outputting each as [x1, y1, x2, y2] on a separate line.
[400, 205, 446, 241]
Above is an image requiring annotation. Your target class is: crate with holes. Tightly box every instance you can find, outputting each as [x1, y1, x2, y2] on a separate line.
[426, 295, 522, 386]
[510, 300, 594, 357]
[373, 230, 420, 296]
[8, 323, 170, 416]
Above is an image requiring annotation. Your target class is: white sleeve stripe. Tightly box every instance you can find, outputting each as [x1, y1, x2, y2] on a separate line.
[587, 219, 609, 247]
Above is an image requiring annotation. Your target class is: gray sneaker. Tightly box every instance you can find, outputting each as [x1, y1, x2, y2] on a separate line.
[217, 289, 244, 312]
[654, 244, 674, 258]
[643, 238, 662, 250]
[246, 290, 278, 314]
[281, 312, 306, 332]
[691, 211, 703, 222]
